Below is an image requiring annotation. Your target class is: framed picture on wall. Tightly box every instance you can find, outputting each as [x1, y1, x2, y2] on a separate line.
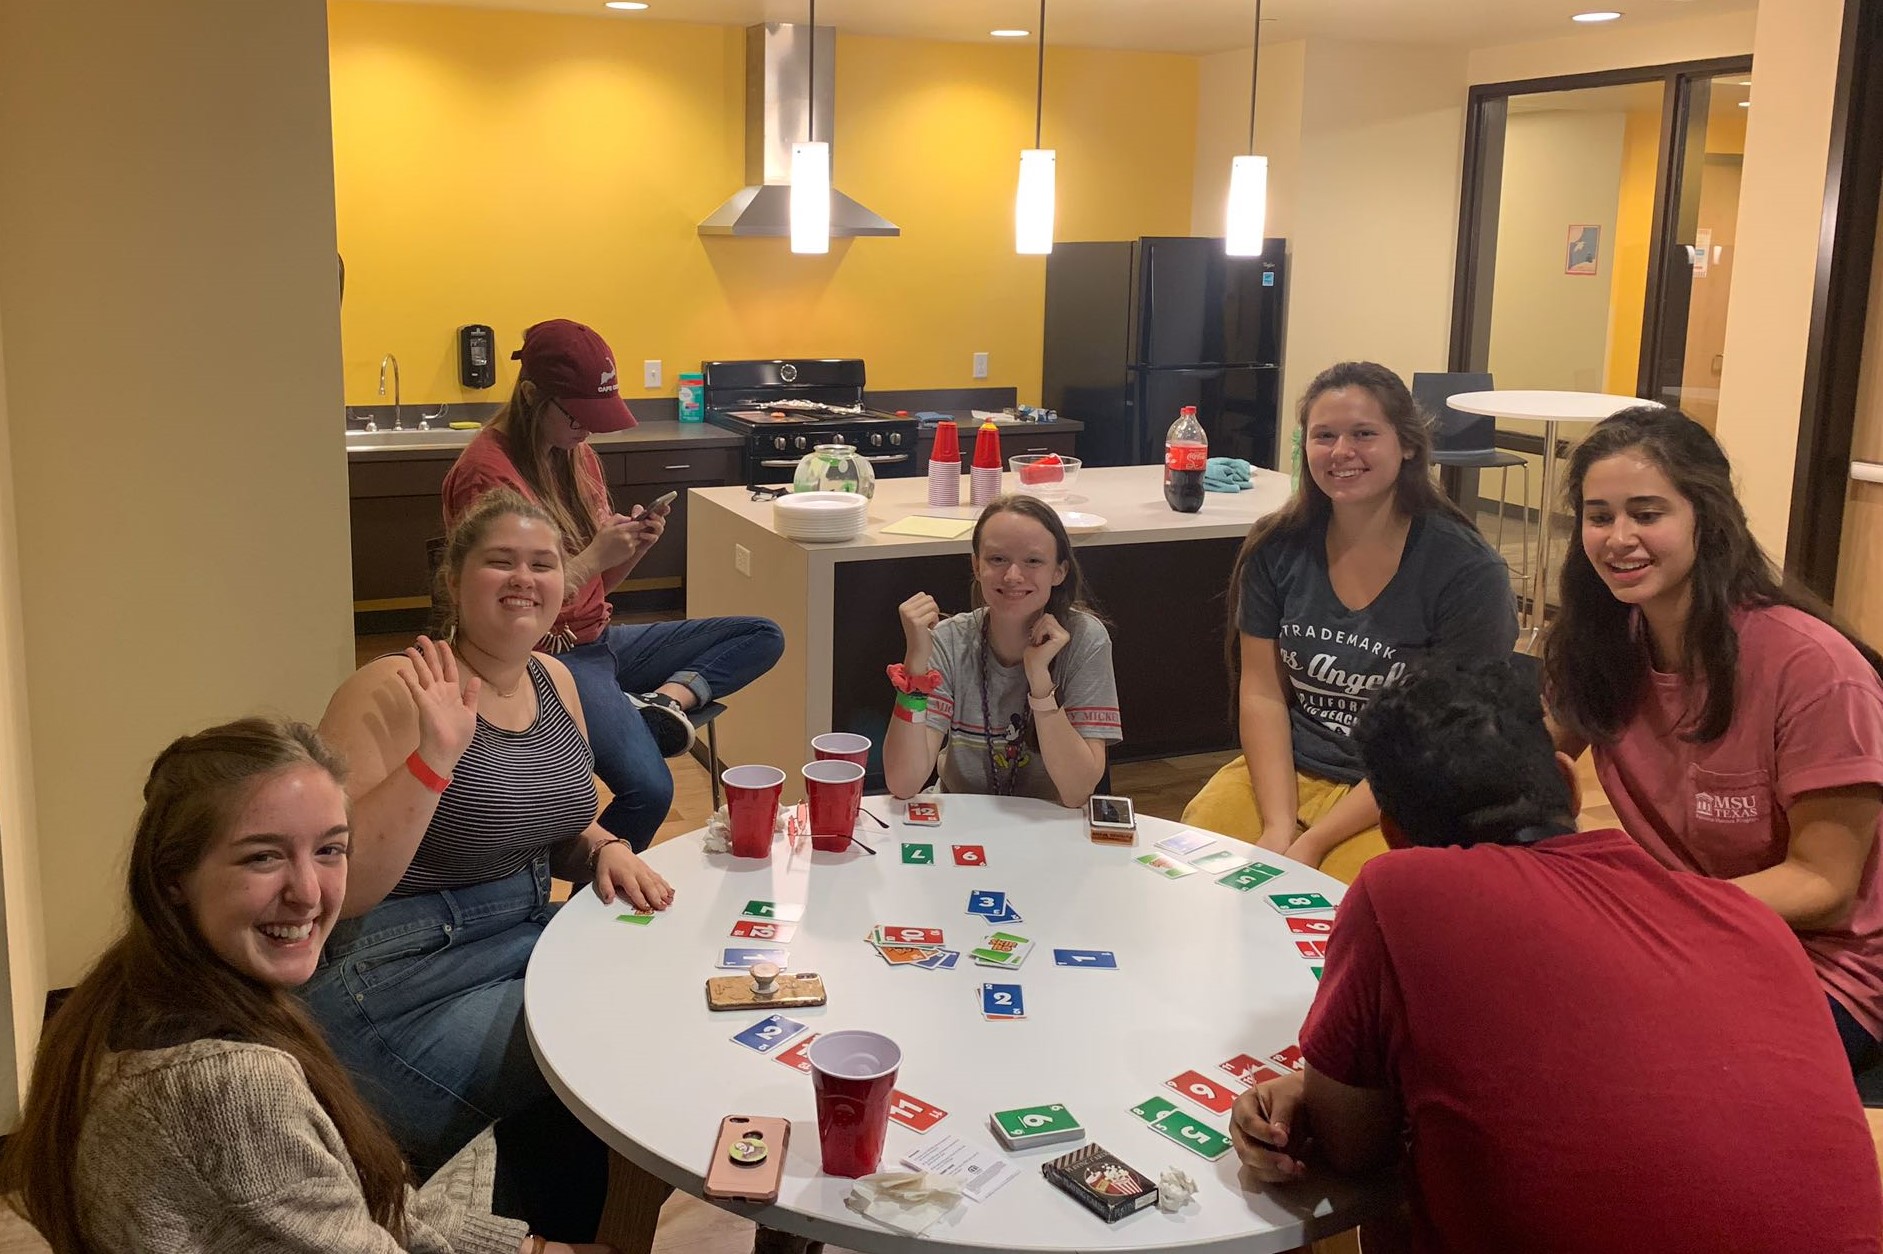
[1565, 224, 1600, 276]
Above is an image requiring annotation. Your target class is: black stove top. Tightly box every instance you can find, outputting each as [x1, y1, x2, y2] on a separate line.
[701, 357, 911, 431]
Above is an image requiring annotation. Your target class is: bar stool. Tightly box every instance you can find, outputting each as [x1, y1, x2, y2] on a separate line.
[688, 701, 729, 809]
[1412, 372, 1535, 587]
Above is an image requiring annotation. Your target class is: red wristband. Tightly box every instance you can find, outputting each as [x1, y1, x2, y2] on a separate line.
[405, 751, 451, 794]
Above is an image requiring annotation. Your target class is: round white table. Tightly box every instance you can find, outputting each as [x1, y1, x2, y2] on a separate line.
[1445, 390, 1654, 639]
[525, 795, 1385, 1253]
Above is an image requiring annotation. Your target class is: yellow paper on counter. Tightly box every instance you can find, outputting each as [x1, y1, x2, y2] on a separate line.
[880, 516, 976, 539]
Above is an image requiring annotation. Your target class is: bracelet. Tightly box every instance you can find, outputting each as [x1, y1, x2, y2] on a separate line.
[524, 1237, 547, 1254]
[887, 663, 943, 695]
[587, 837, 630, 877]
[404, 751, 451, 794]
[1026, 686, 1059, 713]
[895, 690, 929, 712]
[892, 701, 925, 724]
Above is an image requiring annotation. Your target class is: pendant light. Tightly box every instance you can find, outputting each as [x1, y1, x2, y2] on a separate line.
[1015, 0, 1055, 255]
[790, 0, 831, 254]
[1224, 0, 1269, 256]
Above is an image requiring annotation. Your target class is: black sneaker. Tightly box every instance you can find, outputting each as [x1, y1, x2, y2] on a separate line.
[630, 691, 696, 758]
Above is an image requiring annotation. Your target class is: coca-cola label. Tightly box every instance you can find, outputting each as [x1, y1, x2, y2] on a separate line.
[1165, 442, 1207, 472]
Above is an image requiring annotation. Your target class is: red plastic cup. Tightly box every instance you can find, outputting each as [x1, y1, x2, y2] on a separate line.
[807, 1030, 902, 1177]
[930, 420, 960, 464]
[721, 765, 785, 859]
[801, 760, 865, 851]
[811, 732, 871, 767]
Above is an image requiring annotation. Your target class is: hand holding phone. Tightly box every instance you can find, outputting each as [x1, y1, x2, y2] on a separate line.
[632, 489, 679, 520]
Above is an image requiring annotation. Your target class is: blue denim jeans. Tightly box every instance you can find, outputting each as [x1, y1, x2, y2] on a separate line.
[561, 615, 784, 851]
[301, 860, 605, 1239]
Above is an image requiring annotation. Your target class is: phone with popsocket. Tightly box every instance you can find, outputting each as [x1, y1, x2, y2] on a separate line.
[1087, 794, 1137, 845]
[703, 1115, 790, 1202]
[632, 489, 678, 520]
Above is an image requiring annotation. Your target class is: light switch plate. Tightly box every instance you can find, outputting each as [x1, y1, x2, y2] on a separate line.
[972, 352, 989, 380]
[644, 359, 662, 389]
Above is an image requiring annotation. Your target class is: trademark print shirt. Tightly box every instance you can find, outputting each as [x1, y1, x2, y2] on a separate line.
[1593, 604, 1883, 1038]
[1240, 513, 1517, 783]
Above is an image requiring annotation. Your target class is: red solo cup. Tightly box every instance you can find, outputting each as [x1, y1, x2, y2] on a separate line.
[801, 760, 865, 851]
[811, 731, 871, 767]
[721, 765, 785, 859]
[807, 1030, 902, 1177]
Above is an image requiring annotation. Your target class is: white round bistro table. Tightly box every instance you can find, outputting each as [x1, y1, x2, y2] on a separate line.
[525, 795, 1387, 1253]
[1446, 389, 1655, 640]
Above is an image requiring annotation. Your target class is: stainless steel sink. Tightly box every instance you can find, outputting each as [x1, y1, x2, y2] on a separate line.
[345, 428, 476, 449]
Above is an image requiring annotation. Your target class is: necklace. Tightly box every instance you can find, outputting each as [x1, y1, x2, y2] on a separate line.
[978, 615, 1029, 797]
[456, 646, 527, 699]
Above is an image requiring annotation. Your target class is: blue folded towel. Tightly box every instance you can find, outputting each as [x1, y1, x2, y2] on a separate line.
[1206, 456, 1252, 481]
[1203, 472, 1250, 493]
[913, 411, 954, 427]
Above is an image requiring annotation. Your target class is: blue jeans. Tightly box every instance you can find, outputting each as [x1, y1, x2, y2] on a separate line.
[561, 615, 784, 851]
[301, 860, 606, 1239]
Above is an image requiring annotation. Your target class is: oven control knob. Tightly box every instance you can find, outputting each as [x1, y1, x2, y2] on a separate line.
[891, 432, 903, 447]
[772, 436, 787, 451]
[794, 436, 808, 450]
[870, 432, 883, 447]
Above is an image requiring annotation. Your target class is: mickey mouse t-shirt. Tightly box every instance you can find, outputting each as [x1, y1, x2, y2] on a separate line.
[1239, 512, 1517, 783]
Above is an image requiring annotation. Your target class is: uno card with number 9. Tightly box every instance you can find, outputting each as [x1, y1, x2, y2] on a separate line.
[991, 1103, 1079, 1143]
[1288, 915, 1335, 935]
[1164, 1069, 1236, 1114]
[730, 1014, 807, 1054]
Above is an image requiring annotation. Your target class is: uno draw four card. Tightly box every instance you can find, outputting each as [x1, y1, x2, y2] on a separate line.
[1042, 1143, 1158, 1222]
[990, 1102, 1083, 1150]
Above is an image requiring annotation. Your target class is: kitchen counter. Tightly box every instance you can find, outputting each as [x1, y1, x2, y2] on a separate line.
[686, 463, 1288, 793]
[345, 420, 741, 463]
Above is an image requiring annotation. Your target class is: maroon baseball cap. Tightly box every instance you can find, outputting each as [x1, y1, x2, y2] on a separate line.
[512, 319, 637, 433]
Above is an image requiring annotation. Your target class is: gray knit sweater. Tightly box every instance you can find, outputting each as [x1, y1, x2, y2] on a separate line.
[75, 1039, 528, 1254]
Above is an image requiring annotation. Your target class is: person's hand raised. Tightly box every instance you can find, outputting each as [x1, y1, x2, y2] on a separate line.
[1022, 612, 1071, 683]
[396, 636, 479, 778]
[898, 592, 942, 670]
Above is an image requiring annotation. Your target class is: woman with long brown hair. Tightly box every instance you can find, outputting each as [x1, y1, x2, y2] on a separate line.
[1181, 361, 1517, 881]
[0, 717, 601, 1252]
[1543, 406, 1883, 1073]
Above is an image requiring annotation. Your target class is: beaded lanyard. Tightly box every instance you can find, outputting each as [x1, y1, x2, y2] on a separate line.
[977, 614, 1029, 796]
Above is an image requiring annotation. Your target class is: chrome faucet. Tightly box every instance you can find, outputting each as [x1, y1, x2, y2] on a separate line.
[378, 353, 402, 430]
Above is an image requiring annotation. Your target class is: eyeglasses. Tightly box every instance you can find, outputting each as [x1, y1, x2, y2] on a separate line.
[749, 486, 790, 502]
[550, 399, 582, 433]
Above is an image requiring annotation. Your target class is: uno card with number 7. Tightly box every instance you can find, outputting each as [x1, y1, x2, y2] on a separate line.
[952, 844, 987, 866]
[1266, 891, 1335, 915]
[1164, 1069, 1237, 1114]
[887, 1091, 948, 1134]
[730, 1014, 807, 1054]
[775, 1034, 819, 1073]
[730, 918, 797, 942]
[1128, 1097, 1232, 1161]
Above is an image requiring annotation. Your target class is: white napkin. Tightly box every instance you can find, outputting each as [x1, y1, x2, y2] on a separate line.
[843, 1170, 965, 1235]
[1157, 1167, 1197, 1212]
[702, 803, 800, 854]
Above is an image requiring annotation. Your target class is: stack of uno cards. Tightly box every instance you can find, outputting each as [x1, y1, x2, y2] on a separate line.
[990, 1102, 1083, 1150]
[1041, 1143, 1158, 1222]
[979, 982, 1025, 1020]
[1129, 1096, 1232, 1161]
[971, 930, 1033, 968]
[867, 924, 959, 970]
[965, 889, 1022, 925]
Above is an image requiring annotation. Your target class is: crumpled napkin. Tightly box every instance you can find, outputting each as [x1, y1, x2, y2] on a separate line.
[702, 802, 800, 854]
[1157, 1167, 1197, 1211]
[844, 1170, 965, 1235]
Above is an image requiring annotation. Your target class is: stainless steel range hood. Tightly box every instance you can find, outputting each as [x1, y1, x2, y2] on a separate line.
[699, 23, 899, 239]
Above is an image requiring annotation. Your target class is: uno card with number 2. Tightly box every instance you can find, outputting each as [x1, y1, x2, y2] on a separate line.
[1165, 1069, 1237, 1114]
[730, 1014, 807, 1055]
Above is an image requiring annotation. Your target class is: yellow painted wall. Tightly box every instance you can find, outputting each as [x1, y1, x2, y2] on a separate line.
[1603, 108, 1661, 396]
[329, 3, 1198, 407]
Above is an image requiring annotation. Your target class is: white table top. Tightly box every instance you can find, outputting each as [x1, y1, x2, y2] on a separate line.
[525, 796, 1384, 1253]
[1445, 389, 1654, 424]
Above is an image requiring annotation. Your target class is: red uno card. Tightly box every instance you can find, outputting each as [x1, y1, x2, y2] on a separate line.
[1269, 1045, 1306, 1072]
[1295, 939, 1328, 960]
[731, 919, 797, 942]
[887, 1090, 948, 1133]
[775, 1034, 818, 1074]
[880, 926, 945, 945]
[1287, 916, 1335, 936]
[905, 800, 942, 826]
[1220, 1054, 1285, 1087]
[952, 845, 986, 866]
[1165, 1069, 1236, 1114]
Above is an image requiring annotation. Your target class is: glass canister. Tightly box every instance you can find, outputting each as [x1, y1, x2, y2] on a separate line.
[792, 443, 877, 498]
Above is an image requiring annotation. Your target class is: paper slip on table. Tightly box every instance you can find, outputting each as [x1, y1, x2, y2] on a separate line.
[525, 794, 1392, 1253]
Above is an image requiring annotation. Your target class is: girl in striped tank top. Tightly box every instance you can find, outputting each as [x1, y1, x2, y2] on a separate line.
[307, 490, 671, 1246]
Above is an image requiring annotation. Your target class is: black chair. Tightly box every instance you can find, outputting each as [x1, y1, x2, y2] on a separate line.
[1412, 371, 1532, 585]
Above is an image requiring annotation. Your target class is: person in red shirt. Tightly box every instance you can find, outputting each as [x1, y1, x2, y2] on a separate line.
[442, 320, 783, 852]
[1542, 407, 1883, 1074]
[1232, 657, 1880, 1253]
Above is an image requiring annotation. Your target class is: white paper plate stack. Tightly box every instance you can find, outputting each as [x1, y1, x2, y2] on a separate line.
[773, 491, 870, 543]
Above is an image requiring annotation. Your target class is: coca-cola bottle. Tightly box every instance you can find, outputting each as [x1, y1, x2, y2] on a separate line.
[1164, 406, 1207, 513]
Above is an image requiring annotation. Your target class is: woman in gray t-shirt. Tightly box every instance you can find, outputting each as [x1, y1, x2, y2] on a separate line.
[883, 496, 1122, 807]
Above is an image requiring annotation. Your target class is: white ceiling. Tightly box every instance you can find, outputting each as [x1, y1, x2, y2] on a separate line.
[361, 0, 1759, 56]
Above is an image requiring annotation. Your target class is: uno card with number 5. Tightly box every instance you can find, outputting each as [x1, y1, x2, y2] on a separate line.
[730, 918, 797, 942]
[1288, 915, 1335, 936]
[887, 1091, 948, 1134]
[1129, 1097, 1232, 1161]
[730, 1014, 807, 1054]
[1165, 1069, 1237, 1114]
[1266, 891, 1335, 915]
[775, 1034, 819, 1073]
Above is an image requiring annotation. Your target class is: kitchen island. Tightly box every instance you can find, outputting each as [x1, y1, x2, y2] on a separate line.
[685, 463, 1291, 794]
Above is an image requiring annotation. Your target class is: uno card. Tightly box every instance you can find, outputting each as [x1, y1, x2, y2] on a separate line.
[718, 947, 789, 969]
[980, 982, 1025, 1019]
[1217, 862, 1288, 892]
[739, 900, 805, 922]
[1135, 852, 1199, 880]
[1266, 891, 1336, 916]
[902, 842, 935, 864]
[1287, 915, 1335, 936]
[966, 890, 1008, 917]
[981, 903, 1023, 925]
[730, 918, 797, 942]
[952, 844, 987, 866]
[875, 925, 945, 946]
[888, 1090, 949, 1134]
[1188, 848, 1247, 873]
[1220, 1054, 1287, 1087]
[730, 1014, 807, 1055]
[1269, 1045, 1306, 1072]
[971, 931, 1033, 967]
[1154, 829, 1214, 857]
[876, 945, 935, 966]
[1295, 939, 1328, 960]
[1311, 966, 1323, 981]
[1052, 948, 1118, 969]
[904, 799, 942, 826]
[990, 1103, 1081, 1148]
[1164, 1070, 1237, 1115]
[775, 1034, 819, 1073]
[914, 948, 960, 970]
[614, 911, 656, 926]
[1129, 1097, 1232, 1161]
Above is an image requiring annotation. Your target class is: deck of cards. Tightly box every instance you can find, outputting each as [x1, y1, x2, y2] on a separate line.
[1041, 1143, 1158, 1223]
[970, 930, 1034, 968]
[979, 982, 1025, 1019]
[866, 924, 959, 970]
[966, 889, 1023, 925]
[990, 1102, 1083, 1150]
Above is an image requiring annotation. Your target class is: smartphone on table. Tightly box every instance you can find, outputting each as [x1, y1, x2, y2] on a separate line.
[1088, 794, 1137, 845]
[704, 1115, 791, 1203]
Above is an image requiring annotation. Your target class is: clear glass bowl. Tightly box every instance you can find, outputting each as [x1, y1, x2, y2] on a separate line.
[1008, 454, 1081, 502]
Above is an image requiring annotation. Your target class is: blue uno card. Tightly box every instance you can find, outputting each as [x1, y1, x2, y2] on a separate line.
[967, 889, 1008, 917]
[719, 947, 789, 969]
[982, 903, 1023, 924]
[1052, 948, 1118, 969]
[730, 1014, 808, 1054]
[980, 983, 1025, 1019]
[915, 948, 961, 970]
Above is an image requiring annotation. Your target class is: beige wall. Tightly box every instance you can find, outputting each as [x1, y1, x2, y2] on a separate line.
[1714, 0, 1846, 560]
[0, 0, 355, 998]
[1191, 39, 1307, 242]
[1467, 9, 1760, 85]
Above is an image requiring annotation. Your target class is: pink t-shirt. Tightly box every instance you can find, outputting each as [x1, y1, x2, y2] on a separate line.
[1594, 603, 1883, 1038]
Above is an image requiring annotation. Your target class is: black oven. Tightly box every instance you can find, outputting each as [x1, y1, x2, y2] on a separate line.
[702, 358, 921, 488]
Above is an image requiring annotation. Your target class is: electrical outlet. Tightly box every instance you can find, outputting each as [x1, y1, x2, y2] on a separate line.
[972, 352, 989, 380]
[644, 359, 662, 390]
[734, 544, 752, 576]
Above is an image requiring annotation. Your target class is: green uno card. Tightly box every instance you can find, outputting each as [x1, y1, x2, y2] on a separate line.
[1218, 861, 1287, 892]
[901, 843, 934, 865]
[615, 911, 656, 926]
[1267, 891, 1335, 915]
[992, 1103, 1080, 1142]
[738, 900, 804, 922]
[1128, 1096, 1232, 1161]
[1311, 965, 1324, 981]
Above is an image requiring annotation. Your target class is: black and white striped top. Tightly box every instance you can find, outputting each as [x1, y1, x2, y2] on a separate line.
[391, 657, 598, 897]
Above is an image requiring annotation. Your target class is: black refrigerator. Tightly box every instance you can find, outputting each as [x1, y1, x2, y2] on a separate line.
[1042, 236, 1287, 469]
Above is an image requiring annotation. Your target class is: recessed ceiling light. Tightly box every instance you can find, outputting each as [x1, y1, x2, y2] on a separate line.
[991, 29, 1030, 37]
[604, 2, 649, 9]
[1571, 11, 1624, 21]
